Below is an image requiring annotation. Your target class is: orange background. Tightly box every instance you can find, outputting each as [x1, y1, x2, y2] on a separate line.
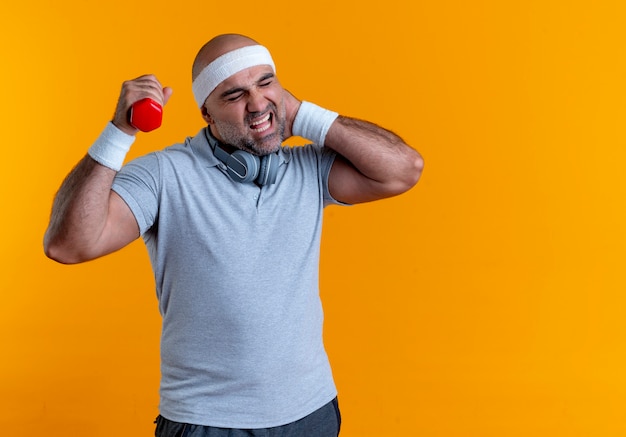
[2, 1, 626, 435]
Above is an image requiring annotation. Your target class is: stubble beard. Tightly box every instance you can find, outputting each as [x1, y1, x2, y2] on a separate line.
[213, 104, 286, 156]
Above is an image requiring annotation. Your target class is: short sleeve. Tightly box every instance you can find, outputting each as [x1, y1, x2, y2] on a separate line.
[319, 146, 350, 207]
[111, 153, 161, 235]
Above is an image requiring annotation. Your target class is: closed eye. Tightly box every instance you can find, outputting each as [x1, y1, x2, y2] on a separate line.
[226, 93, 244, 102]
[221, 87, 245, 102]
[221, 72, 276, 102]
[258, 72, 275, 87]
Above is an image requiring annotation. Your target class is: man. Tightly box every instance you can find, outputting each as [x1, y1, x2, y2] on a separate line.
[44, 34, 423, 436]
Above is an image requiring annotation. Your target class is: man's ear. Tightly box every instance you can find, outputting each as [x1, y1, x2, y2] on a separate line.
[201, 105, 213, 124]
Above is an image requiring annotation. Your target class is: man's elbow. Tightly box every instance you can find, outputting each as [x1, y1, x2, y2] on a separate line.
[44, 235, 88, 265]
[408, 151, 425, 187]
[395, 150, 424, 195]
[44, 242, 76, 265]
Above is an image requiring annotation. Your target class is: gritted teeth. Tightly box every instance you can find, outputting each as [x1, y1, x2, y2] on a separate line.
[250, 113, 271, 126]
[250, 113, 272, 133]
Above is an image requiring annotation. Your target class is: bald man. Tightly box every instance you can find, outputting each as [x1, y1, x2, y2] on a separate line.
[44, 34, 423, 436]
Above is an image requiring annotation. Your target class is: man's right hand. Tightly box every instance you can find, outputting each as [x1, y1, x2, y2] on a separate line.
[112, 74, 173, 135]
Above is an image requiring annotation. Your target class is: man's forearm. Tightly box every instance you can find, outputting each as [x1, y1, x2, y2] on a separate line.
[325, 115, 424, 197]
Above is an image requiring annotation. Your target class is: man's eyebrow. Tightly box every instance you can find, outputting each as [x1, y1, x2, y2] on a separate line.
[258, 72, 275, 82]
[220, 72, 276, 99]
[221, 86, 246, 99]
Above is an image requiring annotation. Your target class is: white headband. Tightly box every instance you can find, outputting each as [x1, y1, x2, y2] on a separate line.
[192, 45, 276, 108]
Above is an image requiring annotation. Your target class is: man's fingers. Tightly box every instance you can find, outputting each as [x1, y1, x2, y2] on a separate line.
[162, 86, 174, 106]
[123, 75, 166, 104]
[113, 76, 172, 134]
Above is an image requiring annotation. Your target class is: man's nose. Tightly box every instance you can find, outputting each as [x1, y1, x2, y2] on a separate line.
[246, 89, 267, 113]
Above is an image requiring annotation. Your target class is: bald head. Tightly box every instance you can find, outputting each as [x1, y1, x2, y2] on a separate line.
[190, 34, 276, 108]
[192, 34, 259, 82]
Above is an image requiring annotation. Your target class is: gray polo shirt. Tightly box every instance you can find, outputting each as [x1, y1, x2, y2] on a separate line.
[112, 128, 342, 428]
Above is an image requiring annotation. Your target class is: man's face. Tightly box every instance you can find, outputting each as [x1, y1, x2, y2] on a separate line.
[204, 65, 286, 156]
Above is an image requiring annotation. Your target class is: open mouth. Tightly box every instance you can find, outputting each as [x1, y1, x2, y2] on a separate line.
[250, 113, 272, 133]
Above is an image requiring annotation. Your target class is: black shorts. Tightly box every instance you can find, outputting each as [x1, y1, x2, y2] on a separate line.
[154, 397, 341, 437]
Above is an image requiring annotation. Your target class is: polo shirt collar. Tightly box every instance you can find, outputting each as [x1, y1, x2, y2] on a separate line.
[188, 127, 291, 167]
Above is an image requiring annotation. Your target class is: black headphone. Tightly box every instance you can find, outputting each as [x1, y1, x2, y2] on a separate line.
[206, 128, 279, 185]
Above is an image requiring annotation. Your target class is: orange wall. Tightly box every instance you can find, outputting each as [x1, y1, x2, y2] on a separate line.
[2, 1, 626, 435]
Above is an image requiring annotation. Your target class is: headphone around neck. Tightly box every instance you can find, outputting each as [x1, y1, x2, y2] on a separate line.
[206, 128, 280, 186]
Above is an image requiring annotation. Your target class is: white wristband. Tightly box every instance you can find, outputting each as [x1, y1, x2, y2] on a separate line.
[292, 101, 338, 146]
[87, 122, 136, 171]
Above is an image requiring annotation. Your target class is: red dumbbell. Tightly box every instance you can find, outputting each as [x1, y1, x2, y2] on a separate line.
[129, 98, 163, 132]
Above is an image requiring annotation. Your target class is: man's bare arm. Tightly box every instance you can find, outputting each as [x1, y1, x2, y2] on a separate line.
[325, 116, 424, 205]
[44, 75, 172, 264]
[44, 156, 139, 264]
